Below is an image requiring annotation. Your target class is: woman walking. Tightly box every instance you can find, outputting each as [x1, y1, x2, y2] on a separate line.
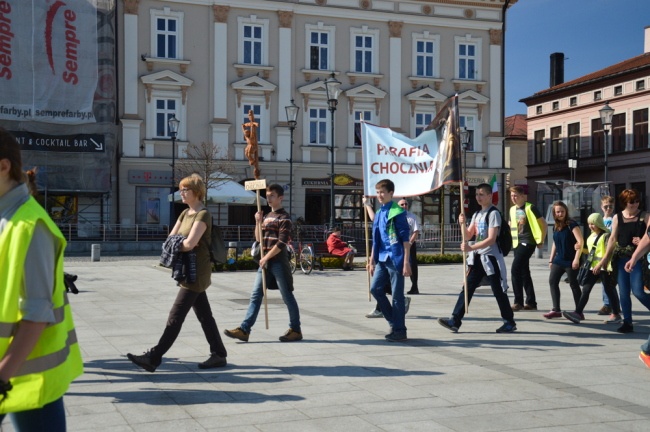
[544, 201, 583, 319]
[602, 189, 650, 333]
[127, 174, 228, 371]
[562, 213, 621, 324]
[0, 128, 83, 430]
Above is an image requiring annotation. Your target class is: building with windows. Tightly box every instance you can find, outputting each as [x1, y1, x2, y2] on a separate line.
[119, 0, 515, 227]
[521, 27, 650, 219]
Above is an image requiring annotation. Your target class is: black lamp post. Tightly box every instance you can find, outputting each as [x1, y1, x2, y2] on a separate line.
[460, 127, 470, 179]
[324, 72, 341, 228]
[168, 115, 180, 227]
[285, 98, 299, 219]
[599, 102, 614, 189]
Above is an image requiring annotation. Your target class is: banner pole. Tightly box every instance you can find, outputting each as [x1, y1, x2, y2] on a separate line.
[459, 180, 469, 315]
[256, 189, 269, 329]
[364, 202, 371, 302]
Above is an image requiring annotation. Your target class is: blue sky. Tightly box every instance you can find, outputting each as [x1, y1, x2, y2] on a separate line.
[505, 0, 650, 116]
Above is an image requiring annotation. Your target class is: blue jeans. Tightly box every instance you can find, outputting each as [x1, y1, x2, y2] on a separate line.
[617, 257, 650, 324]
[241, 255, 300, 334]
[0, 397, 65, 432]
[370, 258, 406, 334]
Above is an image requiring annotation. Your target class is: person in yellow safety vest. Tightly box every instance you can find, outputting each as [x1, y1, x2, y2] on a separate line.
[509, 186, 547, 312]
[0, 128, 83, 431]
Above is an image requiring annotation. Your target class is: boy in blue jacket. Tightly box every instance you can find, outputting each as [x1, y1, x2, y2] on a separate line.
[366, 179, 411, 341]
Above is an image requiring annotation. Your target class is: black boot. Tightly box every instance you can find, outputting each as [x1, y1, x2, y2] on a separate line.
[198, 354, 227, 369]
[127, 350, 161, 372]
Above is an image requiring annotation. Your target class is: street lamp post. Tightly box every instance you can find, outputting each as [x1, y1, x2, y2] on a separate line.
[168, 115, 180, 228]
[285, 99, 299, 219]
[460, 127, 470, 179]
[599, 102, 614, 191]
[324, 72, 341, 229]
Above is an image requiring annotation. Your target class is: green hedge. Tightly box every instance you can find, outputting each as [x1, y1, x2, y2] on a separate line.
[212, 252, 462, 271]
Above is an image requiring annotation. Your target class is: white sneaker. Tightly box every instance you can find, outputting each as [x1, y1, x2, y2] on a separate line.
[405, 296, 411, 314]
[365, 309, 383, 318]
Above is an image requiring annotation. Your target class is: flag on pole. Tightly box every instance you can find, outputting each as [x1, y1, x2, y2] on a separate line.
[361, 95, 462, 197]
[463, 180, 469, 212]
[490, 173, 499, 205]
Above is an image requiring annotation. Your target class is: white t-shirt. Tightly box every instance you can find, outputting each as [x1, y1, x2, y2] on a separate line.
[470, 206, 501, 256]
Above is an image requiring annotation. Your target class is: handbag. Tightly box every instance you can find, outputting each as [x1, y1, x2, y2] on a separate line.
[577, 232, 604, 286]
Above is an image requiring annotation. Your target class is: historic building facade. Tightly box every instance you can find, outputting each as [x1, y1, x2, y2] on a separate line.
[119, 0, 515, 227]
[521, 27, 650, 220]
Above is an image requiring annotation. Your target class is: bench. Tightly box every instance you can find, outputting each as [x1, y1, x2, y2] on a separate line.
[312, 242, 357, 270]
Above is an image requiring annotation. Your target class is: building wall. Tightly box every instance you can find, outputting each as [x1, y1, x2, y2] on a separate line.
[120, 0, 511, 226]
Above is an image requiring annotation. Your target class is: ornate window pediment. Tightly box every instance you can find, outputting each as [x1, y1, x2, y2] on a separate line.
[231, 76, 277, 109]
[406, 87, 446, 116]
[141, 70, 194, 104]
[344, 83, 386, 115]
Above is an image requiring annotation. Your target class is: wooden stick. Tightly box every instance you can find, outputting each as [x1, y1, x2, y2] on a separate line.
[256, 189, 269, 329]
[364, 203, 371, 301]
[459, 180, 469, 315]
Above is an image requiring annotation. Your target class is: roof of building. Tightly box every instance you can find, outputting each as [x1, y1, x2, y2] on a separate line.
[504, 114, 527, 139]
[520, 52, 650, 103]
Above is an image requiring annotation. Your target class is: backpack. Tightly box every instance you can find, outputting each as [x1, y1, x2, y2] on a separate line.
[486, 206, 512, 256]
[209, 223, 228, 264]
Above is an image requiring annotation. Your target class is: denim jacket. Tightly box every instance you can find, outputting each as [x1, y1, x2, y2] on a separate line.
[371, 201, 410, 269]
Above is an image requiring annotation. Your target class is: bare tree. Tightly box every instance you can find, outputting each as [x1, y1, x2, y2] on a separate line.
[175, 142, 234, 205]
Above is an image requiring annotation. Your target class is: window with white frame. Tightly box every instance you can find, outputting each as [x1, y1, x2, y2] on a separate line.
[455, 35, 481, 80]
[154, 98, 178, 138]
[306, 24, 334, 70]
[351, 27, 379, 73]
[414, 111, 433, 137]
[308, 107, 328, 145]
[460, 115, 476, 151]
[238, 16, 269, 65]
[353, 109, 373, 146]
[239, 102, 267, 143]
[150, 8, 183, 59]
[412, 33, 440, 78]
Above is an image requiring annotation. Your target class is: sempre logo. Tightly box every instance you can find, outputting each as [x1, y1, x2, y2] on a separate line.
[0, 1, 13, 80]
[46, 0, 81, 84]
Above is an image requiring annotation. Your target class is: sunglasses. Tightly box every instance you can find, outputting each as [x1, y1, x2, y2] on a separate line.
[603, 205, 613, 209]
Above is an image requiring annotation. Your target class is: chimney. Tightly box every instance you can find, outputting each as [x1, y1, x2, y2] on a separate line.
[550, 52, 564, 87]
[645, 26, 650, 53]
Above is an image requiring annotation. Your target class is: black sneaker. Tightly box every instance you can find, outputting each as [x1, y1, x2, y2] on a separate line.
[407, 288, 419, 295]
[437, 317, 459, 333]
[198, 354, 227, 369]
[617, 322, 634, 333]
[127, 350, 160, 372]
[385, 332, 407, 342]
[496, 322, 517, 333]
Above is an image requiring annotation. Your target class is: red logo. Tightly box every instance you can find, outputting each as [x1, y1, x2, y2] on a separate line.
[45, 0, 65, 74]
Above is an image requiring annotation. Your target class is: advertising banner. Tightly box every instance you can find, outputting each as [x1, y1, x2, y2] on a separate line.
[0, 0, 98, 124]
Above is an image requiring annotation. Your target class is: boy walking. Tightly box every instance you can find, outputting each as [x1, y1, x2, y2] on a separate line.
[367, 179, 411, 342]
[509, 185, 546, 311]
[438, 183, 516, 333]
[224, 184, 302, 342]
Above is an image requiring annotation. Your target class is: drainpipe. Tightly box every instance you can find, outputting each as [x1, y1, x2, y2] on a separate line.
[501, 0, 511, 214]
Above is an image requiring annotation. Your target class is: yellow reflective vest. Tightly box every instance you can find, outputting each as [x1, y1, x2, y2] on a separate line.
[509, 202, 544, 247]
[0, 197, 83, 414]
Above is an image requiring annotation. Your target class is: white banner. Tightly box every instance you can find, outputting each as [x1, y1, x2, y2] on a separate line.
[0, 0, 98, 124]
[361, 96, 462, 197]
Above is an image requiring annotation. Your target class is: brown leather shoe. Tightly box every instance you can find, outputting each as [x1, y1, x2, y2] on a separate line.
[511, 303, 523, 312]
[523, 304, 537, 311]
[279, 328, 303, 342]
[224, 327, 249, 342]
[598, 305, 612, 315]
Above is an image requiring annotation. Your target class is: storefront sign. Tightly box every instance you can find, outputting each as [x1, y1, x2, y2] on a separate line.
[302, 174, 363, 187]
[13, 131, 105, 153]
[128, 170, 172, 185]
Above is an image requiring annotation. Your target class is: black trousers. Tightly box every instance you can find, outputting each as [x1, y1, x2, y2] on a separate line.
[152, 288, 227, 361]
[511, 242, 537, 307]
[409, 242, 419, 290]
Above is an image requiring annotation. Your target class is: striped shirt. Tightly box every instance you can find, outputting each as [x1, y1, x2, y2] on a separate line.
[261, 208, 292, 252]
